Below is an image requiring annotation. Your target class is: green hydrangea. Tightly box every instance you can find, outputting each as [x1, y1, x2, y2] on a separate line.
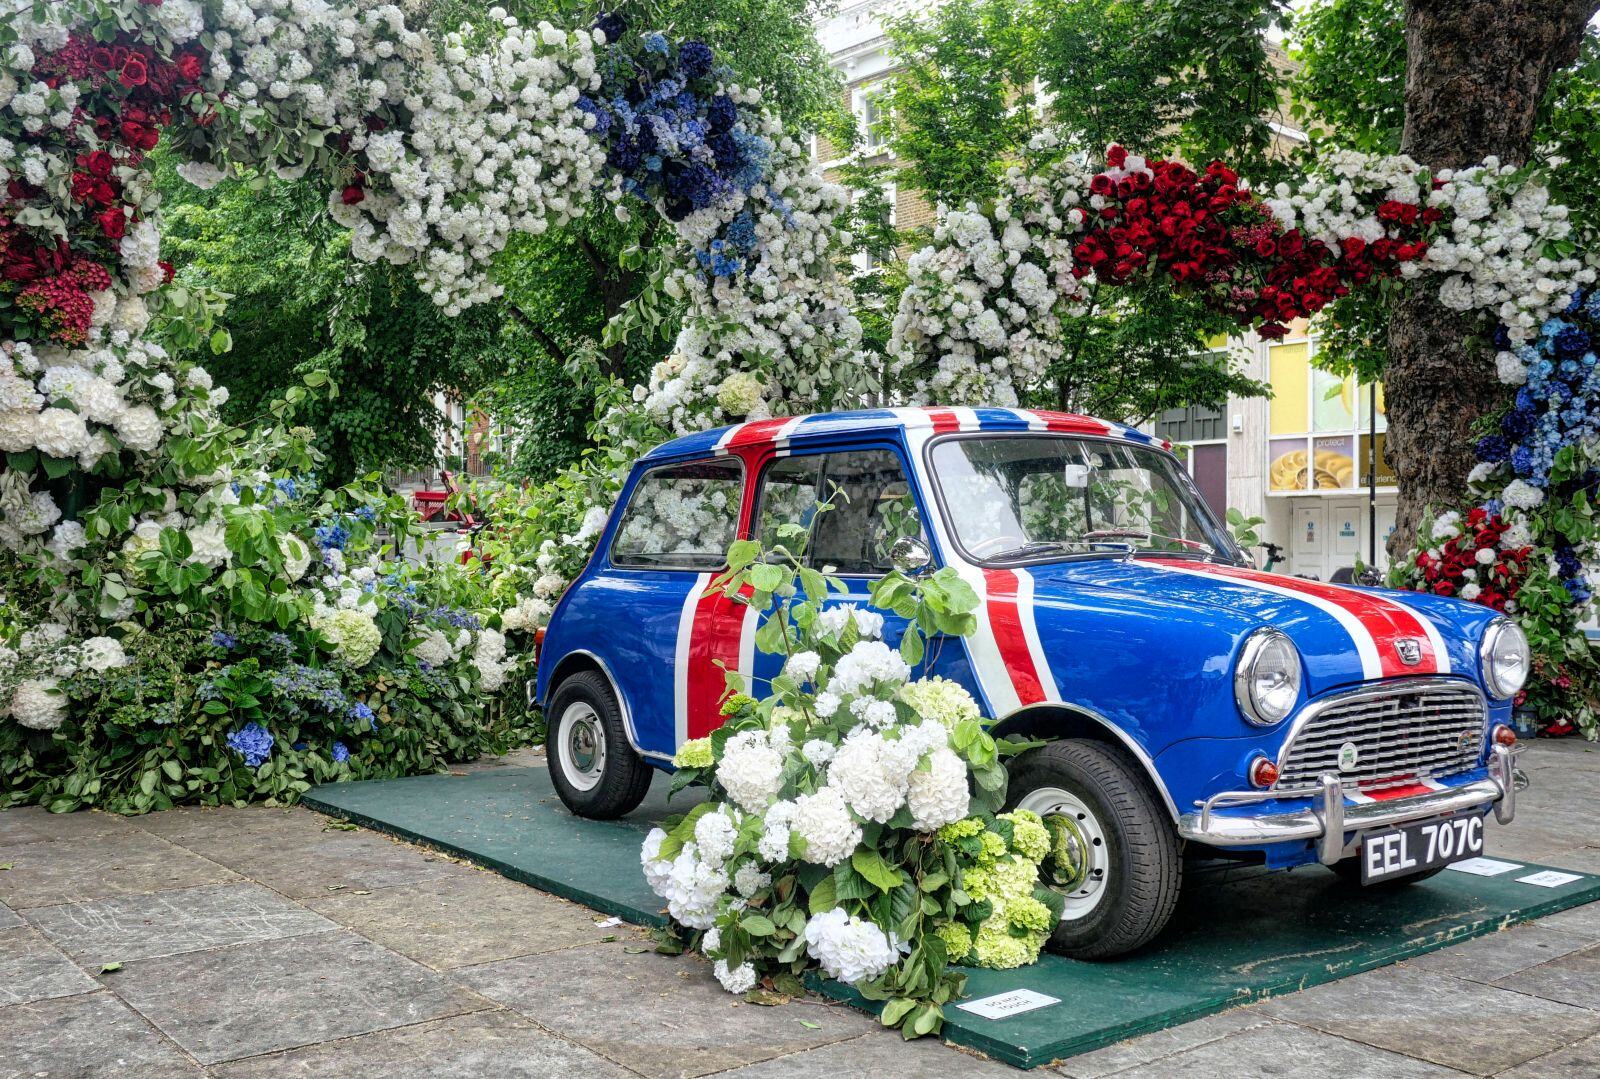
[961, 866, 991, 901]
[973, 919, 1044, 969]
[721, 694, 758, 716]
[998, 810, 1050, 862]
[315, 608, 381, 668]
[934, 920, 973, 962]
[898, 676, 981, 728]
[1007, 895, 1053, 935]
[673, 737, 714, 768]
[937, 816, 984, 842]
[979, 830, 1007, 864]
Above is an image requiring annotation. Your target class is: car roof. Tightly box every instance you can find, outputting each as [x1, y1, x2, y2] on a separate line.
[638, 406, 1171, 463]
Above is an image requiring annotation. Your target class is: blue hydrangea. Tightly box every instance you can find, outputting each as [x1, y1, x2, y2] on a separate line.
[272, 664, 350, 717]
[348, 701, 376, 729]
[331, 741, 350, 763]
[314, 522, 350, 551]
[642, 31, 669, 55]
[210, 629, 238, 651]
[226, 722, 274, 768]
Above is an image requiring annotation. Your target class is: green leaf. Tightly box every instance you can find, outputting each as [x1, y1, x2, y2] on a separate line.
[879, 997, 917, 1027]
[161, 760, 182, 782]
[807, 872, 838, 914]
[851, 848, 906, 892]
[739, 914, 777, 936]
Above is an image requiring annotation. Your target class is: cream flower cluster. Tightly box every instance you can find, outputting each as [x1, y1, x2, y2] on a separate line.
[637, 134, 867, 434]
[2, 622, 130, 732]
[891, 146, 1093, 406]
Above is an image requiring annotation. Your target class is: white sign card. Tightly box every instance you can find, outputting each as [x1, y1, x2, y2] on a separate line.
[1445, 857, 1523, 877]
[956, 989, 1061, 1021]
[1517, 870, 1586, 888]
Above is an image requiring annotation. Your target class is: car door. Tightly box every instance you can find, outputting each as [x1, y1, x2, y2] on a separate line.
[595, 455, 749, 757]
[747, 445, 976, 698]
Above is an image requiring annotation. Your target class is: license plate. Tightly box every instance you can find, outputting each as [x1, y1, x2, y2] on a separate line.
[1360, 814, 1485, 884]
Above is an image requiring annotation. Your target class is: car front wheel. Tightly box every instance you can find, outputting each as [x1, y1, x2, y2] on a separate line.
[1005, 739, 1182, 959]
[547, 671, 653, 819]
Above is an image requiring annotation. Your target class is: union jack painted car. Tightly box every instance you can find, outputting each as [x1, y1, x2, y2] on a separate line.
[535, 407, 1529, 957]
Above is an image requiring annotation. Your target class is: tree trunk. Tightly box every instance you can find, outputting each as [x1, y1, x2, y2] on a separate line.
[1384, 0, 1596, 560]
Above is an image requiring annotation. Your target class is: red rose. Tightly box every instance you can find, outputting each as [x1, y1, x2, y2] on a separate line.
[1259, 322, 1288, 340]
[1432, 581, 1456, 596]
[159, 260, 175, 284]
[341, 184, 365, 206]
[86, 150, 115, 178]
[1106, 144, 1128, 168]
[120, 55, 149, 89]
[175, 53, 203, 82]
[91, 47, 115, 72]
[1089, 174, 1115, 197]
[97, 207, 127, 240]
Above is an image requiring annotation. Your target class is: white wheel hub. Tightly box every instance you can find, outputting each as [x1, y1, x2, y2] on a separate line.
[1017, 785, 1110, 921]
[557, 702, 606, 792]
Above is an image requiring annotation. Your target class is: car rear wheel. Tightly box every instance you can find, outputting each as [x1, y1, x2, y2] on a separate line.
[547, 671, 653, 819]
[1005, 739, 1182, 959]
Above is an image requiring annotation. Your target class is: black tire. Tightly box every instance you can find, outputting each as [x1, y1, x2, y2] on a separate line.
[1326, 859, 1445, 888]
[547, 671, 653, 819]
[1004, 739, 1183, 959]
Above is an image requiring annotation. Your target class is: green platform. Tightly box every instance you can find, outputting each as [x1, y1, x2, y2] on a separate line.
[304, 766, 1600, 1069]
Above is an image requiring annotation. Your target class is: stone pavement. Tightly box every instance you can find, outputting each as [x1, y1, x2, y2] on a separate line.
[2, 740, 1598, 1078]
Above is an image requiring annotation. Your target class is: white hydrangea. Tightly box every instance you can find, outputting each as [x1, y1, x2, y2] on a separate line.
[826, 729, 908, 823]
[802, 908, 898, 984]
[713, 958, 757, 994]
[827, 640, 911, 698]
[907, 747, 970, 832]
[693, 805, 740, 867]
[791, 786, 862, 866]
[784, 650, 820, 682]
[11, 678, 66, 730]
[80, 636, 130, 672]
[715, 727, 786, 813]
[640, 828, 728, 930]
[732, 862, 771, 898]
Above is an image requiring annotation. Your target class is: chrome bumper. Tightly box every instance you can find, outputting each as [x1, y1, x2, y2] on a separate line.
[1177, 744, 1522, 865]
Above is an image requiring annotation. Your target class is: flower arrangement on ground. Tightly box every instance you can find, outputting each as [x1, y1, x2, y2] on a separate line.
[639, 522, 1061, 1038]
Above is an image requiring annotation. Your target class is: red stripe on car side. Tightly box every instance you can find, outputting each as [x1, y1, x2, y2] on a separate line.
[981, 567, 1048, 706]
[684, 580, 754, 739]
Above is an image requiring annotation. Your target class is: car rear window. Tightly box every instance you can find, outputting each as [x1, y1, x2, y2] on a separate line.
[610, 458, 743, 570]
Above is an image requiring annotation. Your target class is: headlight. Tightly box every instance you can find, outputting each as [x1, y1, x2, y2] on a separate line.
[1235, 628, 1302, 727]
[1480, 617, 1530, 699]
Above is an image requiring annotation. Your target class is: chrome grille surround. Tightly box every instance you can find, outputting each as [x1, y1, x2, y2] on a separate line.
[1273, 678, 1488, 794]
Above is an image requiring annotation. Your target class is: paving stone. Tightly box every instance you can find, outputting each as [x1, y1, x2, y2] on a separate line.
[1054, 1007, 1280, 1078]
[1533, 898, 1600, 940]
[24, 882, 335, 967]
[1256, 965, 1600, 1074]
[171, 825, 466, 900]
[0, 925, 98, 1006]
[707, 1030, 1017, 1078]
[1497, 1032, 1600, 1077]
[128, 804, 330, 843]
[0, 805, 137, 846]
[0, 901, 20, 930]
[1494, 945, 1600, 1010]
[208, 1007, 635, 1078]
[110, 929, 489, 1065]
[0, 990, 201, 1077]
[305, 870, 618, 970]
[1096, 1021, 1463, 1078]
[1404, 923, 1595, 981]
[0, 830, 237, 909]
[453, 941, 872, 1078]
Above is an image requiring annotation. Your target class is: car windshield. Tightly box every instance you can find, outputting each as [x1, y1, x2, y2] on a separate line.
[928, 435, 1229, 562]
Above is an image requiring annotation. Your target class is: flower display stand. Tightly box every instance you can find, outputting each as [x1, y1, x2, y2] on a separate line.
[305, 765, 1600, 1069]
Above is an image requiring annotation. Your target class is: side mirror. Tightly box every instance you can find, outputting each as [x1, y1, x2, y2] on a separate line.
[890, 536, 932, 576]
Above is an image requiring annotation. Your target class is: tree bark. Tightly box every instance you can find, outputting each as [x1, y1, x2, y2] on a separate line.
[1384, 0, 1596, 559]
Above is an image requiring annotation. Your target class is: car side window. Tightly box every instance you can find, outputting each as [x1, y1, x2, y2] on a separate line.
[757, 449, 924, 574]
[611, 458, 743, 570]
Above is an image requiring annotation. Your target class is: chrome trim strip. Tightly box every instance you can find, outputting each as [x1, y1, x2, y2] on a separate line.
[555, 648, 672, 762]
[997, 703, 1182, 823]
[1178, 774, 1508, 859]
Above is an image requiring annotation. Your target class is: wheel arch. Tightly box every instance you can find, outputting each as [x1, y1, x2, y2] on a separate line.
[542, 649, 668, 761]
[991, 703, 1180, 823]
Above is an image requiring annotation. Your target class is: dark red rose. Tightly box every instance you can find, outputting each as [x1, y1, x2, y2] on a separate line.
[159, 259, 175, 283]
[175, 53, 203, 82]
[1258, 322, 1288, 340]
[1105, 144, 1128, 168]
[97, 207, 127, 240]
[1432, 581, 1456, 596]
[120, 55, 149, 88]
[1089, 174, 1114, 197]
[341, 184, 365, 205]
[86, 150, 115, 178]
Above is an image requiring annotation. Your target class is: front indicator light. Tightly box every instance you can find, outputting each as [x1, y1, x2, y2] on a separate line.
[1249, 756, 1279, 789]
[1492, 723, 1517, 747]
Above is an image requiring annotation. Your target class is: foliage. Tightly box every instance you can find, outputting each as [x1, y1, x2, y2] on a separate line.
[642, 524, 1060, 1037]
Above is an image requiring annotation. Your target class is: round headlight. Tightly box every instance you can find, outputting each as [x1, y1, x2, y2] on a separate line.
[1480, 617, 1530, 699]
[1235, 628, 1302, 727]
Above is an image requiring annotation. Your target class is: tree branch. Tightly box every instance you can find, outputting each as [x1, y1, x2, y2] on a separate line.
[505, 302, 569, 366]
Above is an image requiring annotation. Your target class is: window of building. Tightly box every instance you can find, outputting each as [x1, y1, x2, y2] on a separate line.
[854, 85, 890, 152]
[756, 449, 923, 574]
[611, 459, 744, 570]
[850, 182, 897, 274]
[1266, 335, 1392, 494]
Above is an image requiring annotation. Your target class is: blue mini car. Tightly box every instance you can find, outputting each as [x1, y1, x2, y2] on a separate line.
[536, 407, 1529, 957]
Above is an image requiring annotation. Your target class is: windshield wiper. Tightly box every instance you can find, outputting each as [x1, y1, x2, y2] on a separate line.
[1081, 528, 1216, 558]
[988, 541, 1077, 562]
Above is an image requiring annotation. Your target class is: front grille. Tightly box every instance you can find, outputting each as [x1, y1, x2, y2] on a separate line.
[1275, 681, 1487, 793]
